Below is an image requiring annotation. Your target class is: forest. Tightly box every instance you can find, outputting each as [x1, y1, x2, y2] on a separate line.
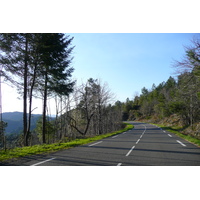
[0, 34, 200, 150]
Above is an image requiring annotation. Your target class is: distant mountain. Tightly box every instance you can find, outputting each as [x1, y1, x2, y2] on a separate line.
[2, 112, 42, 134]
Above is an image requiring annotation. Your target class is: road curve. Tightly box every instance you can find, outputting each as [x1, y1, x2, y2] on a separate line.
[2, 122, 200, 166]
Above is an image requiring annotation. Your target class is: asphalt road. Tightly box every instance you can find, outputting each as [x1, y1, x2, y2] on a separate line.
[3, 122, 200, 166]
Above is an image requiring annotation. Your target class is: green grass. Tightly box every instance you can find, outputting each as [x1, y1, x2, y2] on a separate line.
[0, 123, 134, 162]
[151, 123, 200, 147]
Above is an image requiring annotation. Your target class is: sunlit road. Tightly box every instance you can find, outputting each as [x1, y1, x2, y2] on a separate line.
[2, 122, 200, 166]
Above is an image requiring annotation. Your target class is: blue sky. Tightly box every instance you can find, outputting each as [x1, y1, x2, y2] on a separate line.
[70, 33, 199, 100]
[1, 33, 199, 114]
[1, 1, 199, 194]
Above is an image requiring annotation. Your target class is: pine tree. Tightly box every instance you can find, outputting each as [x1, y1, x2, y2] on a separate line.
[35, 34, 75, 143]
[0, 34, 33, 146]
[0, 33, 75, 145]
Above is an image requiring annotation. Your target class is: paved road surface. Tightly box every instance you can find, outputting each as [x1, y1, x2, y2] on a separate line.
[2, 122, 200, 166]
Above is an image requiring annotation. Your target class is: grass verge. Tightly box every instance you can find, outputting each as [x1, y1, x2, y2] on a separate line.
[0, 123, 134, 162]
[151, 123, 200, 147]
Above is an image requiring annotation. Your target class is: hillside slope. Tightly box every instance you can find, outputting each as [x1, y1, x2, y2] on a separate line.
[138, 114, 200, 140]
[2, 112, 42, 134]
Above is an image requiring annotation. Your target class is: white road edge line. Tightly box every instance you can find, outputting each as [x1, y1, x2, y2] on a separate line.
[31, 157, 56, 166]
[126, 145, 135, 157]
[89, 141, 103, 147]
[176, 140, 186, 147]
[112, 135, 118, 138]
[168, 134, 172, 137]
[117, 163, 122, 166]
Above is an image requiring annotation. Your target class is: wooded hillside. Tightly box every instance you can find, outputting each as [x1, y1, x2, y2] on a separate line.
[118, 37, 200, 139]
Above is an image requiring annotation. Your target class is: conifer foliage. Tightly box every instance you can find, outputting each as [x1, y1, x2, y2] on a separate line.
[0, 33, 75, 146]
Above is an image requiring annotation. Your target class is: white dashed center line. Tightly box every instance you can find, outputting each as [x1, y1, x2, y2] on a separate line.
[168, 134, 172, 137]
[117, 163, 122, 166]
[136, 139, 140, 144]
[126, 145, 135, 157]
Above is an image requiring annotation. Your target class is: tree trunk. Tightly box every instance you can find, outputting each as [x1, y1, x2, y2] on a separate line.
[27, 63, 37, 143]
[42, 70, 48, 144]
[23, 35, 28, 146]
[83, 113, 94, 135]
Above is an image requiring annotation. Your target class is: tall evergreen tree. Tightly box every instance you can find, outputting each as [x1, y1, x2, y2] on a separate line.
[0, 34, 33, 146]
[0, 33, 75, 145]
[35, 34, 75, 143]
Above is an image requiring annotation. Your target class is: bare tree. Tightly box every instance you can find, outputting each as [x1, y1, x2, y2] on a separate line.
[173, 36, 200, 76]
[66, 78, 117, 136]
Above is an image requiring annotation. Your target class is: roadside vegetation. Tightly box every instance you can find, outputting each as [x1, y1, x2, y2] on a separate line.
[0, 123, 133, 162]
[150, 123, 200, 147]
